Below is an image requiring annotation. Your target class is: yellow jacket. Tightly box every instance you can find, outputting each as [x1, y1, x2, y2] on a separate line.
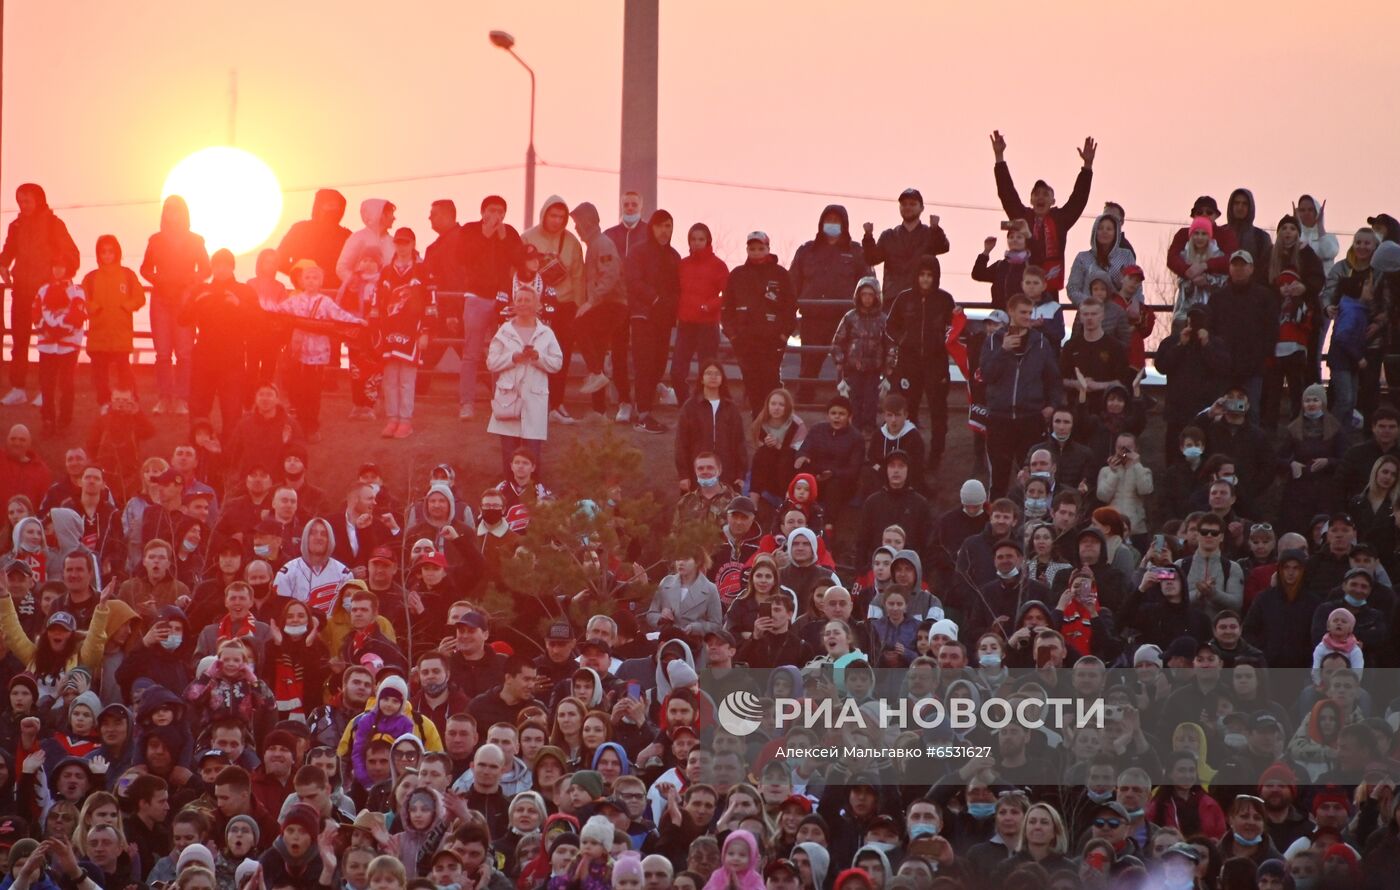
[0, 595, 110, 675]
[334, 695, 442, 757]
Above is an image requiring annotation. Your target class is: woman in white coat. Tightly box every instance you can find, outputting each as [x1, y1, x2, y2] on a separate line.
[488, 285, 563, 474]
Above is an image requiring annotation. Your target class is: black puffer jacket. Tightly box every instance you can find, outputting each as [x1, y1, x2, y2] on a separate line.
[625, 212, 681, 325]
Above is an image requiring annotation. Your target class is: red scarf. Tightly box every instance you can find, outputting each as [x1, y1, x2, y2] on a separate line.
[1060, 600, 1096, 658]
[217, 613, 256, 643]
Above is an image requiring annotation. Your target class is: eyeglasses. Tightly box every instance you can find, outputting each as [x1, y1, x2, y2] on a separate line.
[1093, 818, 1123, 829]
[619, 792, 645, 800]
[1198, 529, 1223, 537]
[1250, 523, 1274, 533]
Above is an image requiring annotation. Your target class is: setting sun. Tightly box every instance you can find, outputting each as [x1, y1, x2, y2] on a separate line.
[161, 146, 283, 255]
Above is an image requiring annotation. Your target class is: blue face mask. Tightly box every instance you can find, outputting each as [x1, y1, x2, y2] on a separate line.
[697, 476, 720, 489]
[621, 213, 642, 227]
[822, 222, 843, 238]
[979, 653, 1002, 669]
[1182, 446, 1203, 461]
[1086, 789, 1114, 804]
[253, 544, 272, 558]
[1345, 594, 1367, 607]
[1124, 808, 1145, 820]
[1303, 408, 1324, 420]
[967, 802, 996, 820]
[161, 635, 183, 651]
[908, 823, 937, 839]
[1232, 832, 1262, 847]
[1024, 497, 1049, 516]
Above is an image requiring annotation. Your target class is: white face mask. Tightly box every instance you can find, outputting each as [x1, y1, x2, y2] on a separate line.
[284, 624, 308, 638]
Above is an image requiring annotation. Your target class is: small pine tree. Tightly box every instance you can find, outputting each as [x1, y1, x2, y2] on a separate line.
[484, 430, 720, 652]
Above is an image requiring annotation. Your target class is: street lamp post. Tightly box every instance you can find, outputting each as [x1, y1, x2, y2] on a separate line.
[490, 30, 536, 229]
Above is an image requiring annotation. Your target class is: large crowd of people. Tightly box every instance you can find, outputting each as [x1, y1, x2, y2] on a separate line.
[2, 131, 1400, 890]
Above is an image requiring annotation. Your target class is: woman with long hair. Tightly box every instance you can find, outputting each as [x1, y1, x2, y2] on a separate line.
[724, 554, 796, 640]
[1067, 214, 1134, 307]
[265, 598, 329, 722]
[547, 697, 587, 766]
[579, 710, 611, 771]
[748, 388, 807, 509]
[1351, 454, 1400, 546]
[1024, 523, 1072, 590]
[675, 360, 749, 493]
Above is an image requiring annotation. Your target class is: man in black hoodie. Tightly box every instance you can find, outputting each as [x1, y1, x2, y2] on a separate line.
[789, 205, 871, 401]
[1226, 188, 1274, 287]
[854, 452, 930, 571]
[275, 189, 351, 288]
[886, 256, 956, 468]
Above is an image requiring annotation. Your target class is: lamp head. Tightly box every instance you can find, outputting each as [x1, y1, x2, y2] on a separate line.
[489, 30, 515, 50]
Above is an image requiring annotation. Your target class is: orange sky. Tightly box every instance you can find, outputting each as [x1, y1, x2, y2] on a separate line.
[7, 1, 1400, 301]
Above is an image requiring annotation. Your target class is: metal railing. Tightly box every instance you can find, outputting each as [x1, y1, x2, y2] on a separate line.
[1, 285, 1179, 399]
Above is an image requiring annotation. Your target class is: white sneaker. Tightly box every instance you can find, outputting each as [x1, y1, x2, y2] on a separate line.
[656, 384, 678, 406]
[29, 393, 42, 408]
[0, 388, 26, 406]
[550, 407, 578, 425]
[579, 373, 611, 395]
[459, 405, 475, 421]
[615, 402, 634, 424]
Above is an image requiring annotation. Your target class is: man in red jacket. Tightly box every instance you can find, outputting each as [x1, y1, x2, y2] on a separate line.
[0, 424, 52, 510]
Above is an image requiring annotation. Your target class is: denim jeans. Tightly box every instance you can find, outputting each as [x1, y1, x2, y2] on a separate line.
[459, 295, 500, 407]
[150, 295, 193, 400]
[383, 359, 417, 420]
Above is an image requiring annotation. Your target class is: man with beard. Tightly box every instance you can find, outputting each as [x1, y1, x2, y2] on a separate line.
[861, 188, 950, 309]
[308, 665, 374, 750]
[412, 651, 468, 736]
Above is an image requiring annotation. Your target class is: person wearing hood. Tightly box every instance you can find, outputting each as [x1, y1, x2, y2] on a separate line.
[1207, 250, 1280, 419]
[117, 605, 194, 701]
[779, 528, 839, 616]
[854, 453, 929, 573]
[272, 518, 353, 618]
[80, 235, 145, 410]
[990, 132, 1096, 292]
[570, 201, 630, 420]
[1225, 188, 1274, 287]
[1065, 526, 1129, 613]
[521, 195, 586, 424]
[789, 205, 872, 401]
[793, 841, 830, 890]
[333, 198, 394, 287]
[670, 223, 729, 404]
[1067, 213, 1135, 307]
[1, 184, 80, 406]
[625, 209, 682, 434]
[830, 276, 894, 433]
[887, 255, 959, 471]
[721, 232, 797, 416]
[139, 195, 211, 414]
[1296, 193, 1339, 274]
[277, 189, 351, 288]
[93, 702, 137, 787]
